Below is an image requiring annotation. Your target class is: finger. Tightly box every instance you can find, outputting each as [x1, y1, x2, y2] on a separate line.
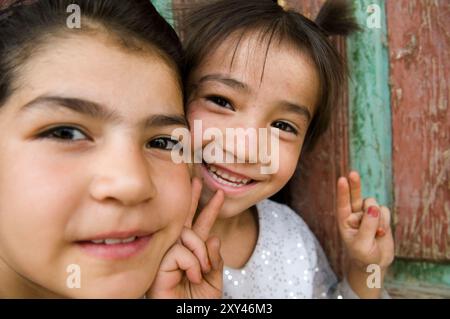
[185, 177, 203, 228]
[348, 171, 363, 212]
[377, 206, 395, 259]
[380, 205, 391, 230]
[193, 190, 224, 241]
[362, 198, 382, 237]
[376, 206, 385, 237]
[206, 236, 222, 270]
[180, 228, 211, 273]
[376, 206, 391, 237]
[363, 197, 378, 211]
[203, 236, 223, 295]
[336, 177, 352, 225]
[355, 205, 380, 245]
[159, 244, 203, 285]
[347, 212, 363, 228]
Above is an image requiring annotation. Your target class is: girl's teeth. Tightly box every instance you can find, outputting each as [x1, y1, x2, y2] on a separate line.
[207, 165, 250, 188]
[206, 164, 251, 187]
[122, 236, 136, 243]
[220, 171, 230, 180]
[90, 236, 137, 245]
[104, 239, 122, 245]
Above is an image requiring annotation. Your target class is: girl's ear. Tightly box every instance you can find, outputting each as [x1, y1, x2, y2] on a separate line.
[315, 0, 361, 37]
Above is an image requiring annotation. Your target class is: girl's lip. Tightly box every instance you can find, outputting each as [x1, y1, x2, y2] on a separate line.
[200, 162, 259, 196]
[77, 235, 152, 260]
[85, 230, 151, 242]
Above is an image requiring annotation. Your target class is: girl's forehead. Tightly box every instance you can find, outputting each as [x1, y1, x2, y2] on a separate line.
[194, 33, 319, 92]
[10, 35, 183, 120]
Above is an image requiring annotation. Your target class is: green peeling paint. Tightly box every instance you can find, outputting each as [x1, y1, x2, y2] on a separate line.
[346, 0, 393, 208]
[151, 0, 174, 27]
[388, 259, 450, 288]
[347, 1, 450, 295]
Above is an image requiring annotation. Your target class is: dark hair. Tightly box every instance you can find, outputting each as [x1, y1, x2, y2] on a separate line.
[0, 0, 183, 107]
[183, 0, 359, 151]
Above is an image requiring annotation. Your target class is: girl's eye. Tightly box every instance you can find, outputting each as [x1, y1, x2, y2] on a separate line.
[38, 126, 88, 141]
[206, 95, 234, 110]
[271, 121, 298, 135]
[147, 137, 180, 151]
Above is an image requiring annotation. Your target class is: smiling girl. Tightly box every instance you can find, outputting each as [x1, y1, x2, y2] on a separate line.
[182, 0, 395, 298]
[0, 0, 209, 298]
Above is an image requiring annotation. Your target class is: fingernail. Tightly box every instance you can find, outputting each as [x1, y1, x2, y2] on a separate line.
[368, 206, 379, 218]
[376, 228, 386, 237]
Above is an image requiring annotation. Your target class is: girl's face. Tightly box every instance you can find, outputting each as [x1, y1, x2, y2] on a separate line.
[0, 34, 191, 298]
[187, 34, 319, 218]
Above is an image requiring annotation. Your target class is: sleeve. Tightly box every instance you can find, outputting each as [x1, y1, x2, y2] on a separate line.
[310, 236, 391, 299]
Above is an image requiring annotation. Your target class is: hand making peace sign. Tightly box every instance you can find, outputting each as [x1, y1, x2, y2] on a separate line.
[336, 171, 395, 270]
[147, 177, 225, 299]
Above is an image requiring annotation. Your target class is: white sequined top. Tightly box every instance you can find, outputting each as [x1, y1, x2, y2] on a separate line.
[222, 199, 364, 299]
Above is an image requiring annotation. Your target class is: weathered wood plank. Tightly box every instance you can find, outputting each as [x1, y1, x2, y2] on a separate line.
[346, 0, 393, 208]
[286, 0, 349, 277]
[386, 259, 450, 298]
[386, 0, 449, 261]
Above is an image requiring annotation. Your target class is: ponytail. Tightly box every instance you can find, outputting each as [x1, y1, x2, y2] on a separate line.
[315, 0, 360, 36]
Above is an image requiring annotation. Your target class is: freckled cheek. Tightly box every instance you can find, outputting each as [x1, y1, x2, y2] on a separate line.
[187, 103, 227, 138]
[270, 146, 300, 190]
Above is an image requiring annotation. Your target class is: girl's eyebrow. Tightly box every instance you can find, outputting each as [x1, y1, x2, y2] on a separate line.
[198, 74, 250, 92]
[144, 114, 188, 128]
[19, 95, 187, 128]
[21, 95, 120, 122]
[279, 101, 312, 122]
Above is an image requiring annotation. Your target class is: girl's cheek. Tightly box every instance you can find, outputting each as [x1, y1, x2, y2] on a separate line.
[158, 163, 192, 222]
[186, 101, 203, 122]
[274, 144, 301, 185]
[188, 113, 224, 146]
[187, 106, 209, 128]
[187, 101, 223, 127]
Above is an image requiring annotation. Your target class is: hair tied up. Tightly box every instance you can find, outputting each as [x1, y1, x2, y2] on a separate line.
[315, 0, 360, 37]
[272, 0, 288, 11]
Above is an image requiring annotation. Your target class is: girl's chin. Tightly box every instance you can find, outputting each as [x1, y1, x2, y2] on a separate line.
[61, 265, 154, 298]
[200, 188, 257, 220]
[66, 283, 148, 299]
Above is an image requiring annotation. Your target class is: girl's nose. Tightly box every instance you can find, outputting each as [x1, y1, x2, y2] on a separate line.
[221, 120, 264, 164]
[89, 146, 156, 206]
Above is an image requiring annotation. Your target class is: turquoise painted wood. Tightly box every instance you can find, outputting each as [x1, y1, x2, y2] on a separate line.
[346, 0, 393, 208]
[151, 0, 174, 27]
